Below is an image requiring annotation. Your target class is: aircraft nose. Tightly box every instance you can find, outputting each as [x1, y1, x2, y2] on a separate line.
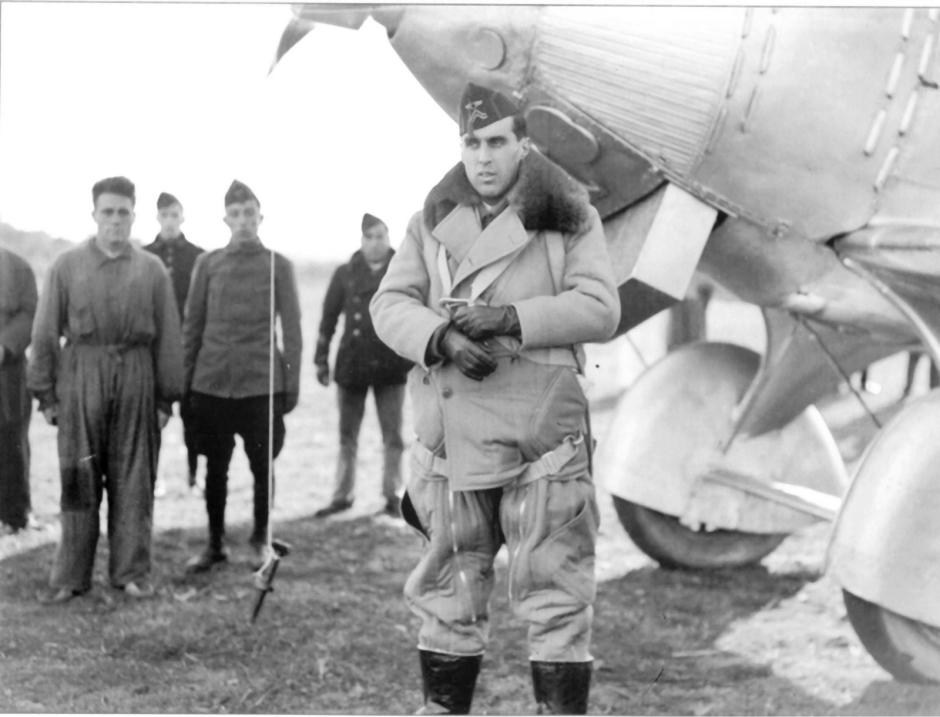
[272, 5, 404, 67]
[370, 7, 404, 37]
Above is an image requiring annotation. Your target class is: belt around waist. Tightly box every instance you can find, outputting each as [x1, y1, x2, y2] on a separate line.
[70, 341, 150, 353]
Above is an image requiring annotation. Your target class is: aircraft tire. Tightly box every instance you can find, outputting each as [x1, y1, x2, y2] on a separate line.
[612, 496, 786, 570]
[843, 590, 940, 684]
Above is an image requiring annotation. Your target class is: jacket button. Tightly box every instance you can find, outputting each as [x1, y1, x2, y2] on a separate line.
[353, 312, 362, 321]
[442, 387, 453, 398]
[352, 328, 361, 337]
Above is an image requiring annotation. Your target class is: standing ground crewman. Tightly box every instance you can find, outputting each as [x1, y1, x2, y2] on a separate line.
[29, 176, 183, 603]
[0, 247, 37, 534]
[182, 180, 302, 572]
[371, 84, 620, 714]
[143, 192, 205, 492]
[313, 212, 413, 519]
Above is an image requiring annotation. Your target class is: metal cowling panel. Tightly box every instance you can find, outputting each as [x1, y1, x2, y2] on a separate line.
[532, 7, 744, 177]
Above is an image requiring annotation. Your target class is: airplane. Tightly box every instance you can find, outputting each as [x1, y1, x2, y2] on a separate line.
[272, 5, 940, 684]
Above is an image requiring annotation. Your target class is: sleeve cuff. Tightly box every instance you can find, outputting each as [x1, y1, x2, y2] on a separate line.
[424, 323, 451, 367]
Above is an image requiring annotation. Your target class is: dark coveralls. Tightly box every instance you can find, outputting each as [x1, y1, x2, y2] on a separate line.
[143, 233, 205, 475]
[27, 239, 183, 590]
[182, 240, 302, 547]
[0, 248, 37, 530]
[314, 249, 413, 506]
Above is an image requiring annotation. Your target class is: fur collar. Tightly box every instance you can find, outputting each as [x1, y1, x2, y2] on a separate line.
[423, 150, 590, 235]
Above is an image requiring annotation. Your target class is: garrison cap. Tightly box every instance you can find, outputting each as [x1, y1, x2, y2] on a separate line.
[157, 192, 181, 210]
[361, 213, 386, 233]
[458, 82, 519, 135]
[92, 176, 136, 205]
[225, 179, 259, 207]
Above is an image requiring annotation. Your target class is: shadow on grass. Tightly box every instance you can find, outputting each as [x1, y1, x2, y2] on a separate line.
[0, 514, 425, 713]
[834, 680, 940, 716]
[0, 515, 884, 715]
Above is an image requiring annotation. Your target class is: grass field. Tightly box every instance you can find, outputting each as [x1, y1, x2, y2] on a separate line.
[2, 268, 940, 714]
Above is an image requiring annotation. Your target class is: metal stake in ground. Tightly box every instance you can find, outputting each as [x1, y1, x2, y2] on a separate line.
[251, 539, 291, 622]
[250, 247, 289, 624]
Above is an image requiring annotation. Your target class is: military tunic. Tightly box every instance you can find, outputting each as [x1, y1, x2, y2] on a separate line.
[28, 238, 183, 590]
[182, 239, 302, 544]
[142, 233, 204, 323]
[0, 248, 37, 530]
[143, 233, 205, 471]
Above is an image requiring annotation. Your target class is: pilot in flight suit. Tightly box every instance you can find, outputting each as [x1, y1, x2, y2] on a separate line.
[371, 83, 620, 714]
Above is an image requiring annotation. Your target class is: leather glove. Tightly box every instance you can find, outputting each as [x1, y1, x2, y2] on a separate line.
[316, 363, 330, 387]
[440, 326, 497, 381]
[451, 305, 520, 341]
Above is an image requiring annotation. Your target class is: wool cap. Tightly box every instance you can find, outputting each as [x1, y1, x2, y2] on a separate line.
[157, 192, 181, 210]
[361, 213, 386, 233]
[225, 179, 259, 207]
[458, 82, 519, 135]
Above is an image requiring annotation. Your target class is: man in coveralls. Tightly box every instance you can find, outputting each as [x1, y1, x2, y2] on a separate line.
[182, 180, 302, 572]
[143, 192, 205, 491]
[371, 84, 620, 714]
[0, 247, 37, 533]
[29, 176, 183, 603]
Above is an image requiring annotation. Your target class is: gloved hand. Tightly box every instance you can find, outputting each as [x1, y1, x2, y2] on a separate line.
[316, 363, 330, 387]
[451, 305, 520, 341]
[440, 326, 497, 381]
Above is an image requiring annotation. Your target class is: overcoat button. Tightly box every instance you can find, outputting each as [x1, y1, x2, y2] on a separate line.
[442, 388, 453, 398]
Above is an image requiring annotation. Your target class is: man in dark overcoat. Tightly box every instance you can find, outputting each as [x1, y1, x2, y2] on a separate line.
[143, 192, 205, 490]
[313, 213, 413, 519]
[29, 176, 183, 603]
[0, 247, 37, 532]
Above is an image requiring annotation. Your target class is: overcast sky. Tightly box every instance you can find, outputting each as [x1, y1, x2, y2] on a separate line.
[0, 2, 457, 262]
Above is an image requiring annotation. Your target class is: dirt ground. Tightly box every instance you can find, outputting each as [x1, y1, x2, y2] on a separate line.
[2, 286, 940, 715]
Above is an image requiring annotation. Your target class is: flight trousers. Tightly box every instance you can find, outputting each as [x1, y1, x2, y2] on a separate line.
[403, 447, 598, 662]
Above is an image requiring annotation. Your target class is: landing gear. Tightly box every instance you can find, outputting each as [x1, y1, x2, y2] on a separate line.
[844, 590, 940, 684]
[598, 341, 846, 571]
[613, 497, 785, 570]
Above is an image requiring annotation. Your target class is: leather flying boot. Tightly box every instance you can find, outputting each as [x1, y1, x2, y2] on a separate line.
[530, 661, 592, 715]
[417, 650, 482, 714]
